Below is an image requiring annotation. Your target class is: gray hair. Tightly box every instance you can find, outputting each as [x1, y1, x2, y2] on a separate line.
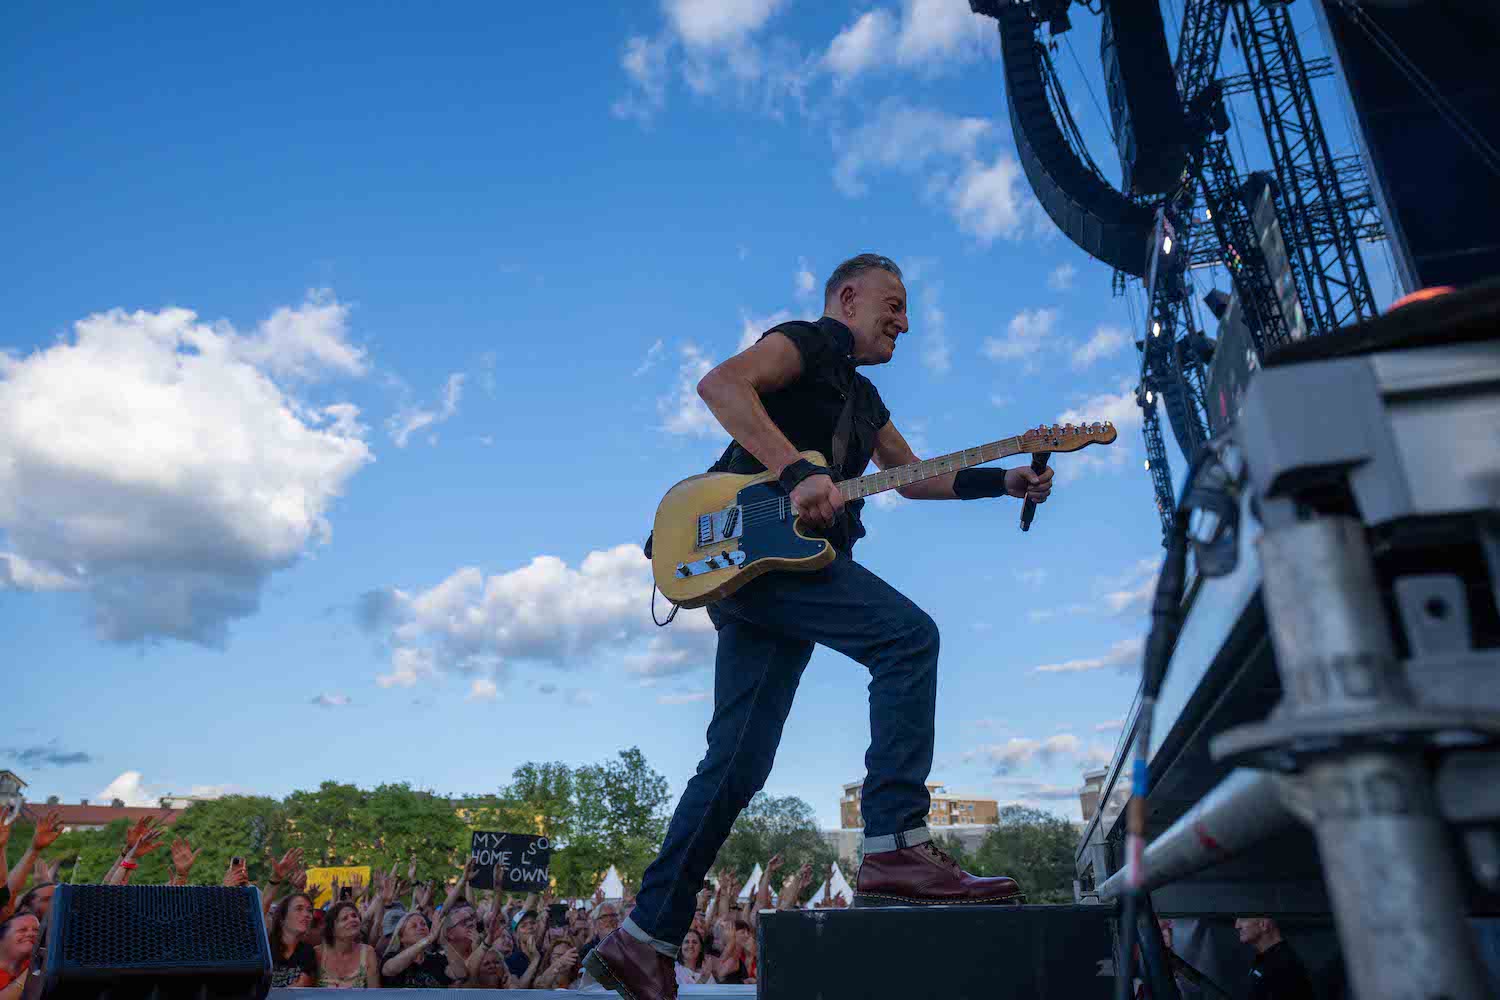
[824, 253, 903, 303]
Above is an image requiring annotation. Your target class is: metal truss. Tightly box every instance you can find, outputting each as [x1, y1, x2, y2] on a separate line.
[1140, 395, 1176, 544]
[1232, 1, 1378, 334]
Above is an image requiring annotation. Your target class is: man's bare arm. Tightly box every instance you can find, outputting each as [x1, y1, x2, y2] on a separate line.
[696, 333, 807, 477]
[873, 421, 959, 500]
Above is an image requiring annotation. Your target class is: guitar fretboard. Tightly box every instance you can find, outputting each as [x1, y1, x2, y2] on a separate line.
[838, 435, 1024, 501]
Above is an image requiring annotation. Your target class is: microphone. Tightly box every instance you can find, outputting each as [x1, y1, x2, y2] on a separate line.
[1019, 451, 1051, 532]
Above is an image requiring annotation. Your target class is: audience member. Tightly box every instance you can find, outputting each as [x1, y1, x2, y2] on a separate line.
[268, 893, 317, 987]
[0, 913, 39, 995]
[317, 899, 380, 987]
[675, 927, 711, 986]
[1236, 916, 1314, 1000]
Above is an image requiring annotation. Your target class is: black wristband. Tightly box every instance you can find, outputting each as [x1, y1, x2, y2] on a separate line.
[952, 467, 1010, 500]
[778, 459, 830, 494]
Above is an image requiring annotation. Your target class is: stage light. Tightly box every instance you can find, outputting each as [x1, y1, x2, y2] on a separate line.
[1204, 208, 1212, 220]
[1152, 321, 1162, 337]
[1146, 389, 1154, 404]
[1144, 459, 1151, 470]
[1162, 235, 1173, 254]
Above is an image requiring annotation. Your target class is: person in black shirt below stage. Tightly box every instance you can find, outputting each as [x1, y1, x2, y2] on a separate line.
[586, 254, 1056, 1000]
[1236, 916, 1315, 1000]
[266, 893, 317, 987]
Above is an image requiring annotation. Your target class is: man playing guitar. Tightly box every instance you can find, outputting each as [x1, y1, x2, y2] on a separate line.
[586, 254, 1056, 1000]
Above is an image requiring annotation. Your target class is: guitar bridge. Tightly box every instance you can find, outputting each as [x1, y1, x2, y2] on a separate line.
[675, 549, 746, 578]
[696, 506, 743, 548]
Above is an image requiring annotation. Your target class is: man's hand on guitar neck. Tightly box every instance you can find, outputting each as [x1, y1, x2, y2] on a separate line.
[789, 473, 843, 528]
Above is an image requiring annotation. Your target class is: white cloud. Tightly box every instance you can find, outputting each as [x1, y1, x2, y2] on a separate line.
[1094, 718, 1126, 733]
[634, 338, 666, 376]
[1101, 557, 1160, 618]
[467, 678, 498, 702]
[388, 372, 465, 447]
[311, 693, 352, 708]
[963, 733, 1082, 774]
[795, 259, 816, 300]
[1071, 325, 1128, 369]
[992, 777, 1081, 801]
[825, 1, 994, 82]
[832, 100, 990, 197]
[739, 309, 794, 352]
[233, 293, 368, 380]
[919, 289, 951, 375]
[613, 34, 673, 121]
[98, 771, 157, 808]
[948, 154, 1029, 243]
[665, 0, 786, 47]
[659, 344, 719, 436]
[1032, 636, 1144, 674]
[363, 544, 717, 692]
[0, 299, 372, 645]
[657, 691, 711, 705]
[825, 10, 898, 80]
[1048, 263, 1077, 291]
[983, 307, 1059, 362]
[1055, 383, 1146, 479]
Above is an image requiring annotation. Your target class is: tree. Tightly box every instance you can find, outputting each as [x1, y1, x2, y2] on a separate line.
[965, 805, 1077, 903]
[553, 748, 670, 896]
[714, 794, 838, 904]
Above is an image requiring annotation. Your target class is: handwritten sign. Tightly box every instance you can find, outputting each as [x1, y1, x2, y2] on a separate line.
[468, 831, 551, 892]
[304, 865, 371, 908]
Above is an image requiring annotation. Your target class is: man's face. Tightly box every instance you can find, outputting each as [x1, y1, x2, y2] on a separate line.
[593, 906, 619, 937]
[835, 270, 908, 366]
[1234, 917, 1269, 945]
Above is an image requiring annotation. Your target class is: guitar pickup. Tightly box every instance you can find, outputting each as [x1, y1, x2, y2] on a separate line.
[675, 549, 746, 578]
[696, 506, 744, 548]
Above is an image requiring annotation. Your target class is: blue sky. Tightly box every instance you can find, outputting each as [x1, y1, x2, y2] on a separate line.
[2, 1, 1398, 829]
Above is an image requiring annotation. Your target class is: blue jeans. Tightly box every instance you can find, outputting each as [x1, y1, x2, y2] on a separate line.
[625, 553, 939, 956]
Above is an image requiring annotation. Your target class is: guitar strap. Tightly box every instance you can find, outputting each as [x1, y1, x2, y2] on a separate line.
[644, 321, 859, 563]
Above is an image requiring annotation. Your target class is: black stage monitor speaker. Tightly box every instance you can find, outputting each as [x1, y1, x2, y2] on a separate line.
[758, 904, 1118, 1000]
[29, 884, 272, 1000]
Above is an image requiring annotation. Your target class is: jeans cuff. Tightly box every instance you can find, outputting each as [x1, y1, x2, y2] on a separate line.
[863, 825, 931, 854]
[623, 915, 679, 959]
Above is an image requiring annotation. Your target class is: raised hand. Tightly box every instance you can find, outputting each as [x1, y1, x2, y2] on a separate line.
[169, 837, 202, 878]
[330, 875, 341, 901]
[292, 868, 309, 893]
[379, 865, 399, 905]
[413, 881, 434, 911]
[270, 847, 303, 883]
[32, 809, 64, 850]
[128, 817, 168, 858]
[33, 857, 61, 884]
[408, 856, 419, 882]
[766, 853, 785, 876]
[461, 856, 478, 885]
[797, 862, 813, 886]
[349, 872, 367, 902]
[222, 858, 250, 888]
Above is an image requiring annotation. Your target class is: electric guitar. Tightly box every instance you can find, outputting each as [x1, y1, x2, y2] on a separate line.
[651, 422, 1118, 608]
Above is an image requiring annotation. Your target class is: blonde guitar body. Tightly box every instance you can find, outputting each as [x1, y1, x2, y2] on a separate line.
[650, 422, 1118, 610]
[652, 450, 836, 609]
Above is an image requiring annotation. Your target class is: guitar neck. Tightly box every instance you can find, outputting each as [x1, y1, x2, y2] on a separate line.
[838, 436, 1025, 501]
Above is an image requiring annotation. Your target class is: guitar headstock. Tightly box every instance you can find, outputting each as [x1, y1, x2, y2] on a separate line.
[1020, 421, 1118, 453]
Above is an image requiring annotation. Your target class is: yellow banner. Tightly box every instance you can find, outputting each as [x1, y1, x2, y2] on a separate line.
[304, 865, 371, 908]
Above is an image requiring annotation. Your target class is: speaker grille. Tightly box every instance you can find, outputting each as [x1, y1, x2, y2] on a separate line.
[54, 885, 268, 972]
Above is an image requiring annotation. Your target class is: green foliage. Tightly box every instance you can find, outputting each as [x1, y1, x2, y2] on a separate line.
[713, 793, 838, 904]
[955, 805, 1079, 903]
[7, 747, 674, 898]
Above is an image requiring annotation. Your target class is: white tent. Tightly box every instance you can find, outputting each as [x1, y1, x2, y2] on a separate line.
[736, 863, 762, 902]
[596, 865, 625, 901]
[809, 863, 855, 907]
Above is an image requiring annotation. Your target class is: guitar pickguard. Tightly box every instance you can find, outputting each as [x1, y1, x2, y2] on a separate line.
[733, 482, 829, 566]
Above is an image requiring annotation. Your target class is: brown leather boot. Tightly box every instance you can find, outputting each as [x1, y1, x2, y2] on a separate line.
[583, 927, 679, 1000]
[855, 840, 1025, 907]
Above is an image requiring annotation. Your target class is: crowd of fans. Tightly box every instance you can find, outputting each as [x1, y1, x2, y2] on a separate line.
[0, 809, 849, 992]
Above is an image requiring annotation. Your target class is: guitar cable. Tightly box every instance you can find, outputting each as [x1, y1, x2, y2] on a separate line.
[651, 584, 680, 627]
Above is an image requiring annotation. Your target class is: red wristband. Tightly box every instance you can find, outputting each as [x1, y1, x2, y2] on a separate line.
[119, 861, 138, 870]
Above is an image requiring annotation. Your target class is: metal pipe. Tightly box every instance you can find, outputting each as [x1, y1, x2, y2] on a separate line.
[1257, 517, 1489, 1000]
[1096, 769, 1292, 901]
